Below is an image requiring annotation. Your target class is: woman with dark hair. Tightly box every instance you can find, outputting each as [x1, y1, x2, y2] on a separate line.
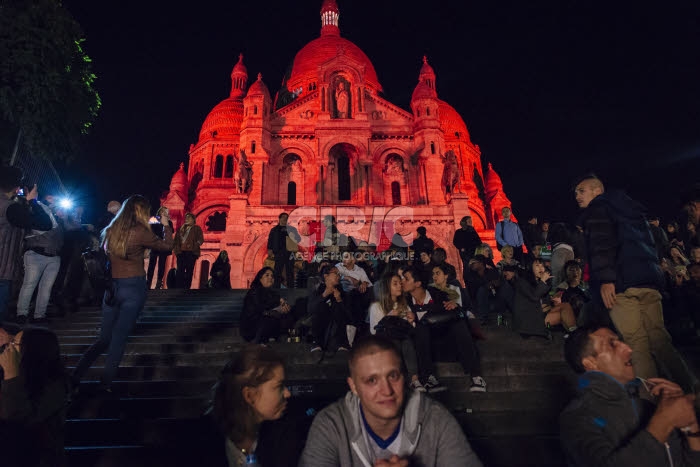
[173, 212, 204, 289]
[209, 345, 304, 466]
[0, 327, 70, 467]
[241, 267, 293, 343]
[73, 195, 173, 391]
[210, 251, 232, 289]
[430, 264, 463, 307]
[512, 258, 552, 339]
[308, 265, 351, 352]
[669, 244, 691, 267]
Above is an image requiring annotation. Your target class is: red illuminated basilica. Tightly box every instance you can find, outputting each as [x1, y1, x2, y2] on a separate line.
[162, 0, 515, 288]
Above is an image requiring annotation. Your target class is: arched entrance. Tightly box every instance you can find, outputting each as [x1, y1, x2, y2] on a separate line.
[328, 143, 358, 203]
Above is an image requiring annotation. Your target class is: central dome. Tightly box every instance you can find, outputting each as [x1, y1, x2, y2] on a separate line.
[285, 0, 382, 93]
[288, 35, 382, 92]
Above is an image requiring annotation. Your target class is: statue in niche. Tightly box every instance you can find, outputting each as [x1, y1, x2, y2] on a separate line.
[236, 150, 254, 194]
[384, 155, 405, 176]
[334, 80, 350, 119]
[440, 150, 460, 198]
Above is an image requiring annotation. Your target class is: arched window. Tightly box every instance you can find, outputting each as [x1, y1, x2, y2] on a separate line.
[213, 155, 224, 178]
[224, 155, 234, 178]
[206, 211, 227, 232]
[251, 141, 256, 154]
[426, 107, 430, 116]
[430, 142, 436, 155]
[337, 155, 351, 201]
[391, 181, 401, 205]
[287, 181, 297, 205]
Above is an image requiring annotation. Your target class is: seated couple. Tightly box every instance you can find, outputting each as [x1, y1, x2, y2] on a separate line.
[369, 266, 486, 394]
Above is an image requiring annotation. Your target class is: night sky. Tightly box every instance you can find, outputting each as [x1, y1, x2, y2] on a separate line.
[60, 0, 700, 225]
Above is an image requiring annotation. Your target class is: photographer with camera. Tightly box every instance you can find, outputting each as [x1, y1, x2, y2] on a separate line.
[15, 194, 64, 325]
[0, 166, 52, 323]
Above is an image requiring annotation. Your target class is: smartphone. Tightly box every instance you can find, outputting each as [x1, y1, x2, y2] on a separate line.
[17, 188, 25, 196]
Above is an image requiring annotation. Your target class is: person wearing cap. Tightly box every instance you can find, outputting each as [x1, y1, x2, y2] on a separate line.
[0, 166, 52, 322]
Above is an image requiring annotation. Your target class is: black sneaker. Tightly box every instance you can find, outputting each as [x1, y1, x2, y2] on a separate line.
[15, 315, 28, 325]
[424, 375, 447, 393]
[30, 316, 49, 325]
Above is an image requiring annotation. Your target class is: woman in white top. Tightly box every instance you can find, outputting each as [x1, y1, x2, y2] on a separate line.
[367, 273, 425, 392]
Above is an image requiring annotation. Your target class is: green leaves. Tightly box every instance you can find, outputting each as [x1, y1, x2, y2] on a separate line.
[0, 0, 101, 162]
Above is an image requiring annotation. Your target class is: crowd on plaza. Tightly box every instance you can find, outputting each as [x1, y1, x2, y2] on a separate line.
[2, 162, 700, 466]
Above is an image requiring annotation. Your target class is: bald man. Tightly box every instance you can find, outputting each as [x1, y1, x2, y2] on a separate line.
[575, 175, 695, 393]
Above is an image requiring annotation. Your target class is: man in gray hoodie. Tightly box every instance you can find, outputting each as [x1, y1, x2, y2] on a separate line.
[299, 335, 482, 467]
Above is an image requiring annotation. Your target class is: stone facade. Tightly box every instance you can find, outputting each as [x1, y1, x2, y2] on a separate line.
[162, 0, 514, 288]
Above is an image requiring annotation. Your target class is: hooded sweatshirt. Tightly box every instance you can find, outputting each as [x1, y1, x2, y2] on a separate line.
[299, 390, 482, 467]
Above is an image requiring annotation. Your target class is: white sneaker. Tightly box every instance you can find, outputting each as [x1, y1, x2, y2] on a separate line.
[424, 375, 447, 393]
[410, 379, 427, 392]
[310, 345, 322, 353]
[346, 325, 357, 347]
[469, 376, 487, 393]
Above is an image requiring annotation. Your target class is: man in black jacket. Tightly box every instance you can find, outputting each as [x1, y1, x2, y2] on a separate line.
[453, 216, 482, 283]
[401, 265, 486, 393]
[560, 325, 700, 466]
[575, 175, 694, 392]
[267, 212, 300, 288]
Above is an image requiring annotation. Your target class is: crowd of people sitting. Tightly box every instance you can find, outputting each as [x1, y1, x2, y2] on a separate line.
[2, 161, 700, 466]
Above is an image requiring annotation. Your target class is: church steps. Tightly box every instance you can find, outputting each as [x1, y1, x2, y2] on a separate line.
[51, 292, 582, 466]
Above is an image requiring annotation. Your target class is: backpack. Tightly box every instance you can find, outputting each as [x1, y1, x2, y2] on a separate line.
[82, 246, 115, 306]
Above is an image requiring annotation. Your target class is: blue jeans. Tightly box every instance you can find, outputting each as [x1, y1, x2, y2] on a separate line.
[16, 251, 61, 318]
[0, 279, 11, 322]
[73, 276, 147, 386]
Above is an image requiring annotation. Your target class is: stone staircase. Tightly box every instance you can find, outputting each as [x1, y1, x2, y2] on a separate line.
[53, 289, 578, 466]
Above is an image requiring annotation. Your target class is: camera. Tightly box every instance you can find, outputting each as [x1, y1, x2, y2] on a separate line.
[17, 188, 25, 196]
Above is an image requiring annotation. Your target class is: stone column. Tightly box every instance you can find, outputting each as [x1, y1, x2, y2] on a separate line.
[225, 194, 249, 287]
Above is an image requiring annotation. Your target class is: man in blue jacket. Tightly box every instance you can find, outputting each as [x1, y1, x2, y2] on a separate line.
[560, 325, 700, 466]
[575, 174, 695, 392]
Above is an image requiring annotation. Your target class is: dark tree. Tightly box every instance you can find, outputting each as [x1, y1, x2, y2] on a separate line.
[0, 0, 101, 162]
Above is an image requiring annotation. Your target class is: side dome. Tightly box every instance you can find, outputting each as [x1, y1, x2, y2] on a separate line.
[438, 100, 471, 142]
[198, 98, 244, 142]
[485, 163, 504, 195]
[247, 73, 271, 100]
[287, 36, 382, 92]
[170, 163, 188, 194]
